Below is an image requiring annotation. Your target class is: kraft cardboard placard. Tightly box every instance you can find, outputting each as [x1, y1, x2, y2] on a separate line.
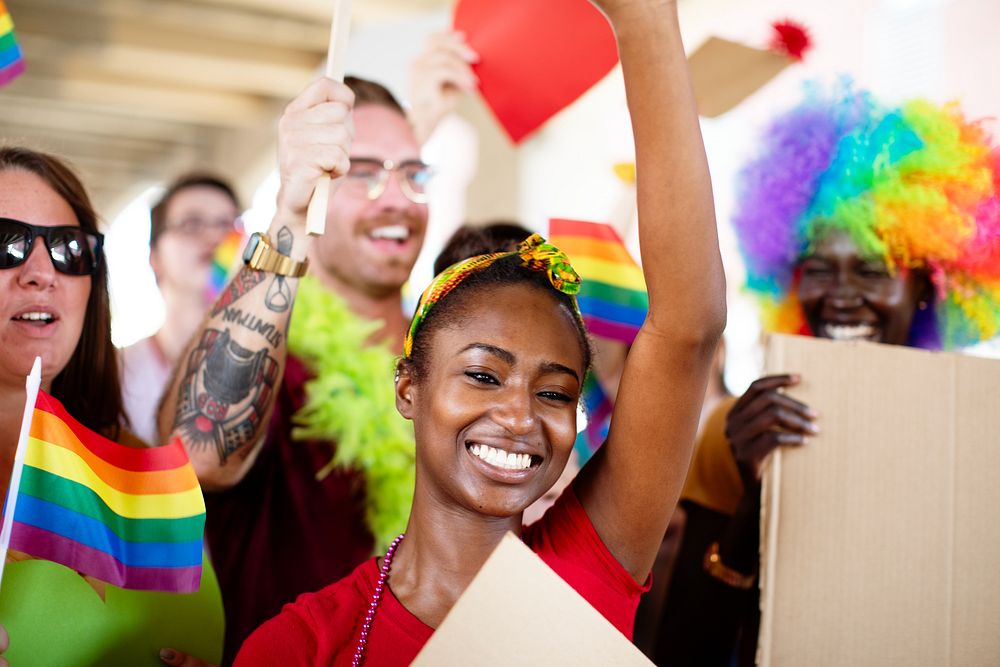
[688, 36, 791, 118]
[412, 532, 651, 666]
[759, 334, 1000, 666]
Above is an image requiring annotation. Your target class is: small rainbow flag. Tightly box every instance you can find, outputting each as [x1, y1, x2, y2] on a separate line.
[206, 226, 245, 303]
[3, 391, 205, 593]
[550, 219, 649, 462]
[549, 218, 648, 344]
[0, 0, 25, 87]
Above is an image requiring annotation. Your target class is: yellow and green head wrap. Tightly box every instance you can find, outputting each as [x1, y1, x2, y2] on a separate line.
[404, 233, 583, 357]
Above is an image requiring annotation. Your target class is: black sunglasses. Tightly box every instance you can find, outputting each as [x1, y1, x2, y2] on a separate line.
[0, 217, 104, 276]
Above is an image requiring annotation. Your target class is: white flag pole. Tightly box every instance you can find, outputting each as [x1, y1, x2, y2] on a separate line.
[305, 0, 354, 236]
[0, 356, 42, 592]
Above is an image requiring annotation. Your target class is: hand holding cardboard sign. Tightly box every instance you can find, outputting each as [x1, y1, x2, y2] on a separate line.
[725, 374, 819, 486]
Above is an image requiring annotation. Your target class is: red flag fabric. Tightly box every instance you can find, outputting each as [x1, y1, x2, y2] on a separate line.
[453, 0, 619, 143]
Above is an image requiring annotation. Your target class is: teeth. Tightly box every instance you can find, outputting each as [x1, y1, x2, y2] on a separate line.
[369, 225, 409, 241]
[17, 312, 53, 322]
[469, 443, 533, 470]
[824, 323, 875, 341]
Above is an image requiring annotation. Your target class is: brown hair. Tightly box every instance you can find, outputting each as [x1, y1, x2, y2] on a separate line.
[149, 173, 240, 248]
[433, 222, 534, 275]
[345, 75, 406, 115]
[0, 146, 125, 438]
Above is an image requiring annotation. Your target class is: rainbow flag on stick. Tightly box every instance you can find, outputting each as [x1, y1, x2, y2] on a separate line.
[0, 360, 205, 593]
[550, 218, 650, 462]
[0, 0, 25, 87]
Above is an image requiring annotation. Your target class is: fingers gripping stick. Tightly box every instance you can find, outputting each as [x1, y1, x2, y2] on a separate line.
[306, 0, 353, 236]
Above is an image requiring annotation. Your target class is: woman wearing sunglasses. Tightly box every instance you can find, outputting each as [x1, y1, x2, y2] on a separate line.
[0, 146, 224, 665]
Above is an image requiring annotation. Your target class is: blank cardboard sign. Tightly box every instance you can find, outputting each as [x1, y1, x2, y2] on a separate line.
[412, 533, 651, 666]
[759, 334, 1000, 667]
[688, 37, 790, 118]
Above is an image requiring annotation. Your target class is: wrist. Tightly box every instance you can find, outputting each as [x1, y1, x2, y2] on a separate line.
[703, 541, 756, 590]
[267, 213, 310, 262]
[599, 0, 676, 31]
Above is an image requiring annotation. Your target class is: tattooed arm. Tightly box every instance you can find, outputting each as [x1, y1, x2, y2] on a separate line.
[157, 79, 355, 491]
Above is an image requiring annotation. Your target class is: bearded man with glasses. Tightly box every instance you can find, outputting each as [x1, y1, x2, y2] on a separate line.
[158, 76, 443, 665]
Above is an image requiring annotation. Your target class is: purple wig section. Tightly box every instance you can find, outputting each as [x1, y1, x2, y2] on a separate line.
[906, 295, 942, 350]
[733, 83, 875, 293]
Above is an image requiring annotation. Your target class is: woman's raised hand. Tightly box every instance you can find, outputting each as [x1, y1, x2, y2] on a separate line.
[725, 374, 819, 487]
[274, 78, 355, 226]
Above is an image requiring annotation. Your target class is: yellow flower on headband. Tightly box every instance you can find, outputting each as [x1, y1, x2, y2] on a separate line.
[404, 234, 583, 357]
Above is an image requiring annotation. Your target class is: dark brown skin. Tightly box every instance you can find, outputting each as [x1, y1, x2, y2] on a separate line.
[799, 231, 930, 346]
[651, 227, 936, 667]
[720, 230, 932, 570]
[167, 0, 725, 651]
[384, 0, 727, 630]
[392, 285, 585, 626]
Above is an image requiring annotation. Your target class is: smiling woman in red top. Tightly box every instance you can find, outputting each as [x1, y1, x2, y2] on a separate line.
[234, 0, 726, 664]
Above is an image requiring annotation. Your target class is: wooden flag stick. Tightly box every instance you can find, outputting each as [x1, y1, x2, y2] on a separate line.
[0, 356, 41, 592]
[305, 0, 353, 236]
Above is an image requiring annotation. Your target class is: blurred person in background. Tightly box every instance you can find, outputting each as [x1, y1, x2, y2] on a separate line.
[121, 174, 241, 444]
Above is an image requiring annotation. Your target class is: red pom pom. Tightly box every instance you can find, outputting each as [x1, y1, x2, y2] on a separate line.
[769, 20, 812, 61]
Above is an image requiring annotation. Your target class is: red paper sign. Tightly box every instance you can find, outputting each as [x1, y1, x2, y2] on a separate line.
[454, 0, 619, 144]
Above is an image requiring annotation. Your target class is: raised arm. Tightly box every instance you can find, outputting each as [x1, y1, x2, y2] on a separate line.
[157, 79, 354, 491]
[575, 0, 726, 582]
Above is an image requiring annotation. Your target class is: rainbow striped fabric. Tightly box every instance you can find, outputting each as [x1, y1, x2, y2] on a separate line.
[549, 218, 648, 343]
[549, 218, 649, 462]
[5, 391, 205, 593]
[0, 0, 24, 87]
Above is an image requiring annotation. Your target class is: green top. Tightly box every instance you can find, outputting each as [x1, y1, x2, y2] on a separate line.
[0, 554, 224, 665]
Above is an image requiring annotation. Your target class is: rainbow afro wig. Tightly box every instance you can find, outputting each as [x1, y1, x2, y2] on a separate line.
[733, 80, 1000, 350]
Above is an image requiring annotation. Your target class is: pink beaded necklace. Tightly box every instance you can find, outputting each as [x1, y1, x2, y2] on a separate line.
[352, 533, 406, 667]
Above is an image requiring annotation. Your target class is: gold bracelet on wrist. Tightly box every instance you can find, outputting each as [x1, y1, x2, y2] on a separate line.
[703, 541, 756, 590]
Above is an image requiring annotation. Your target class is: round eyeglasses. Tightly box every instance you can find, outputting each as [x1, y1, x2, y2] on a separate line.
[165, 216, 240, 237]
[344, 157, 433, 204]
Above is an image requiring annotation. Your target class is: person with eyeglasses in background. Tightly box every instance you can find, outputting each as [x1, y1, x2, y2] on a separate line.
[120, 174, 242, 446]
[0, 146, 224, 666]
[156, 75, 447, 666]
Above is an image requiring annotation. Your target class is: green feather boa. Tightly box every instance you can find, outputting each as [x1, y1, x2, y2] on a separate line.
[287, 276, 415, 553]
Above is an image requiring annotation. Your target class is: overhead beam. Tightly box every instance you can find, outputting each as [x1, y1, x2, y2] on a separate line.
[17, 32, 317, 98]
[8, 2, 326, 70]
[5, 74, 280, 128]
[180, 0, 336, 22]
[0, 125, 194, 164]
[8, 0, 332, 53]
[0, 96, 204, 145]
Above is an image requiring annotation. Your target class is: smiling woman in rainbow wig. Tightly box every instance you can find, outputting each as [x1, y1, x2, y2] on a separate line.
[654, 83, 1000, 666]
[234, 0, 727, 664]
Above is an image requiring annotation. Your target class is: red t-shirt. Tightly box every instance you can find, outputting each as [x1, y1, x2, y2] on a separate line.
[206, 354, 374, 664]
[235, 485, 649, 666]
